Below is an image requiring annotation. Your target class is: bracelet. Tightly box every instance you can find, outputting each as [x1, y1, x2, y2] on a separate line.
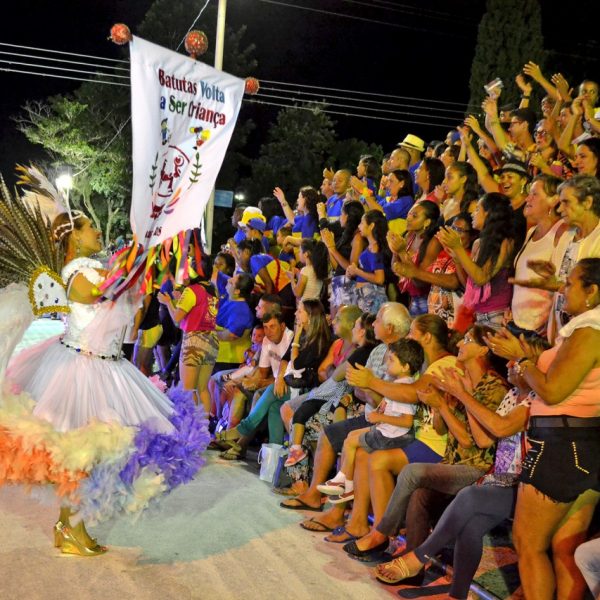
[521, 94, 531, 99]
[291, 342, 300, 348]
[515, 358, 532, 376]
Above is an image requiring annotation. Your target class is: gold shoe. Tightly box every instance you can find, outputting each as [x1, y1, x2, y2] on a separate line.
[54, 520, 99, 550]
[53, 521, 64, 548]
[58, 524, 108, 557]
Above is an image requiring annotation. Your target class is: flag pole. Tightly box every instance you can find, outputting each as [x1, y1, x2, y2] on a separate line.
[204, 0, 227, 254]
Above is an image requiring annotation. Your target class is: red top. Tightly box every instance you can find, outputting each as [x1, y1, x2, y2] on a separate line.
[179, 283, 218, 333]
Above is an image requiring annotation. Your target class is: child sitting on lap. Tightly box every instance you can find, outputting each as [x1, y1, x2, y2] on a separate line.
[317, 338, 424, 503]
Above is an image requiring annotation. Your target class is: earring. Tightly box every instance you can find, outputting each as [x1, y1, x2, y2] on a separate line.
[586, 299, 591, 308]
[75, 239, 82, 256]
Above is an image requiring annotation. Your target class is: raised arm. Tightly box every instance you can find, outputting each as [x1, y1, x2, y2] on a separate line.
[273, 187, 295, 225]
[523, 61, 559, 100]
[460, 129, 498, 193]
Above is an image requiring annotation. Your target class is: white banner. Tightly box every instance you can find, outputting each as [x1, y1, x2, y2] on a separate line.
[129, 35, 245, 247]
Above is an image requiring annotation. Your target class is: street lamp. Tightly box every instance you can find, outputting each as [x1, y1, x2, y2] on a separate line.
[55, 173, 73, 196]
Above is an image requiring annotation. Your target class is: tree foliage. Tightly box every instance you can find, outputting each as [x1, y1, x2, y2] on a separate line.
[244, 105, 336, 201]
[14, 0, 257, 243]
[15, 87, 131, 243]
[468, 0, 545, 109]
[327, 138, 383, 173]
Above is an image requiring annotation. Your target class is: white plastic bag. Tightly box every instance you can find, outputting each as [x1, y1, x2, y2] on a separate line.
[257, 443, 286, 483]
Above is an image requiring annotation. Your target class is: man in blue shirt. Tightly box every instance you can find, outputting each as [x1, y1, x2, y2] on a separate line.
[398, 134, 425, 187]
[326, 169, 351, 219]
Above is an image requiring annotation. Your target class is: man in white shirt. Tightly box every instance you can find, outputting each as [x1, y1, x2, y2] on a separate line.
[218, 312, 294, 459]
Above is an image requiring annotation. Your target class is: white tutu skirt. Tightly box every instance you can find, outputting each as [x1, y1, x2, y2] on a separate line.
[1, 338, 209, 524]
[8, 336, 174, 433]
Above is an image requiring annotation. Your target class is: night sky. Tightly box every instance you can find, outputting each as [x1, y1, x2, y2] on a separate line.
[0, 0, 598, 180]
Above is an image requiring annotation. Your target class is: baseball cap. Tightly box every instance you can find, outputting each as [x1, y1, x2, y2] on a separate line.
[247, 217, 266, 232]
[240, 206, 265, 227]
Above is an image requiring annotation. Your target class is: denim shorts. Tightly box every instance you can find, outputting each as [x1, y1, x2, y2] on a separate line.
[324, 415, 369, 453]
[520, 420, 600, 503]
[359, 426, 415, 453]
[403, 439, 444, 464]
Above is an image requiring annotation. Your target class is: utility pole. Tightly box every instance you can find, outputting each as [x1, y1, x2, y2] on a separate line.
[204, 0, 227, 254]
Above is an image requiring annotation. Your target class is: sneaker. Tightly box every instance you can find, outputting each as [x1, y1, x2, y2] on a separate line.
[284, 447, 307, 468]
[328, 490, 355, 504]
[317, 480, 346, 495]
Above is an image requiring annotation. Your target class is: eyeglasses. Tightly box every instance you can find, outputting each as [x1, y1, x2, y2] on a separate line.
[450, 224, 470, 234]
[534, 130, 549, 138]
[463, 335, 476, 344]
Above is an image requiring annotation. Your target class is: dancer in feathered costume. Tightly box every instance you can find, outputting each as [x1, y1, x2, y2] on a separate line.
[0, 167, 209, 556]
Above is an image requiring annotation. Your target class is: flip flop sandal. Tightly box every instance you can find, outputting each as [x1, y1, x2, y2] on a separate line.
[298, 518, 333, 533]
[344, 539, 389, 559]
[323, 526, 358, 544]
[280, 498, 323, 512]
[272, 486, 299, 497]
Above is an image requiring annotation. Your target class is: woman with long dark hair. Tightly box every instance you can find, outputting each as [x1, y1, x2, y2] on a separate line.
[394, 213, 475, 327]
[216, 299, 332, 459]
[390, 200, 441, 316]
[573, 137, 600, 178]
[273, 185, 321, 241]
[320, 200, 366, 313]
[437, 192, 521, 329]
[346, 210, 391, 313]
[439, 161, 479, 222]
[288, 238, 330, 301]
[415, 157, 445, 203]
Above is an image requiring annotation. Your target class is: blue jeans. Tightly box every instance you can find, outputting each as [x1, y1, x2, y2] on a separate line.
[376, 462, 485, 535]
[575, 538, 600, 598]
[237, 383, 290, 444]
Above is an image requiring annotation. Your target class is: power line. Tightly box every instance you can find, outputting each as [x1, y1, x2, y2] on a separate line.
[243, 98, 455, 128]
[259, 85, 469, 116]
[0, 42, 476, 110]
[3, 63, 455, 128]
[1, 56, 465, 123]
[175, 0, 212, 51]
[254, 0, 469, 38]
[369, 0, 473, 21]
[0, 57, 129, 80]
[0, 65, 127, 86]
[260, 78, 476, 109]
[336, 0, 477, 25]
[0, 41, 128, 64]
[256, 90, 461, 122]
[2, 62, 462, 125]
[0, 49, 130, 73]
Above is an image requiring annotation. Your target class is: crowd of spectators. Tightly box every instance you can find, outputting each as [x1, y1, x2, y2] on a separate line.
[130, 64, 600, 600]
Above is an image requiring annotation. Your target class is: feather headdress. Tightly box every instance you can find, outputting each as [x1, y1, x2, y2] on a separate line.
[0, 174, 68, 314]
